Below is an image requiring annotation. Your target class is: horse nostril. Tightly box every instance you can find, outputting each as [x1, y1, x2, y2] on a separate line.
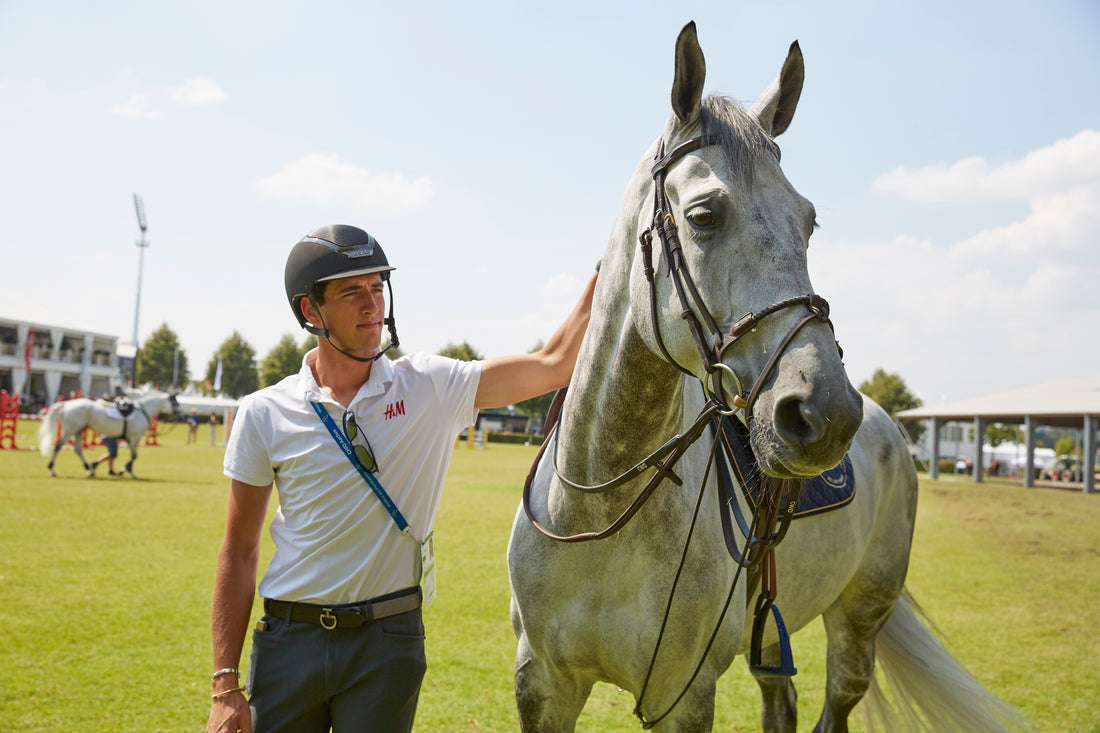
[773, 395, 824, 447]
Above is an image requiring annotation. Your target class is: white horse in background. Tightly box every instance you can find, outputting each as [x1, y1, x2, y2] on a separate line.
[507, 23, 1029, 733]
[38, 391, 178, 478]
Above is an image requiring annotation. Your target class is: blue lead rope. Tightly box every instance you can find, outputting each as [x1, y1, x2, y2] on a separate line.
[310, 401, 411, 537]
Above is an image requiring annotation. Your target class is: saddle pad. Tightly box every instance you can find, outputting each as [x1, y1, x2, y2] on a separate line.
[720, 415, 856, 519]
[750, 454, 856, 519]
[97, 404, 123, 421]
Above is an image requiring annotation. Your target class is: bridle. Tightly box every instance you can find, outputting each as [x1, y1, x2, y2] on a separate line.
[526, 133, 842, 533]
[522, 132, 843, 728]
[641, 133, 838, 418]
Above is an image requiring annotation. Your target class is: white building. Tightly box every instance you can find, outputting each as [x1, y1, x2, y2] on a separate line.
[0, 316, 122, 408]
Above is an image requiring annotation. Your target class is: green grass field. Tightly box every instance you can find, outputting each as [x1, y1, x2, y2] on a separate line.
[2, 417, 1097, 731]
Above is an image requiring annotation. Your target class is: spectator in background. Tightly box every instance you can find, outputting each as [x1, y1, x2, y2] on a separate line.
[92, 436, 119, 476]
[209, 412, 218, 446]
[187, 408, 201, 445]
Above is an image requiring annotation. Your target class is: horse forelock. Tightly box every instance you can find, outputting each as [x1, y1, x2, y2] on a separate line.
[698, 95, 781, 185]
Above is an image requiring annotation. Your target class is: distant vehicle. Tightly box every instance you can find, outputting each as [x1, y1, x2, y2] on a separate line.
[1040, 455, 1083, 482]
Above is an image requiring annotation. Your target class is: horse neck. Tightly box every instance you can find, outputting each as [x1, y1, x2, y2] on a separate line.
[557, 326, 684, 484]
[135, 393, 164, 414]
[555, 157, 687, 486]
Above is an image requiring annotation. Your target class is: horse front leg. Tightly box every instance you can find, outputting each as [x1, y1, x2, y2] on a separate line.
[643, 671, 718, 733]
[514, 635, 591, 733]
[123, 447, 137, 478]
[748, 648, 798, 733]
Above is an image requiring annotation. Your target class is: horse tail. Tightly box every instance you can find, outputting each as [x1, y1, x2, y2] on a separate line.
[38, 403, 62, 456]
[858, 588, 1032, 732]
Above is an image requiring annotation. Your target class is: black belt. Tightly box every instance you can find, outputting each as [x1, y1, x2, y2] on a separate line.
[264, 587, 421, 630]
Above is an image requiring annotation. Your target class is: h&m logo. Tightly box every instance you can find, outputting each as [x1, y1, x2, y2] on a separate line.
[384, 400, 406, 420]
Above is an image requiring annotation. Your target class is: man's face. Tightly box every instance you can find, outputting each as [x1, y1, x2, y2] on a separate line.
[309, 273, 386, 355]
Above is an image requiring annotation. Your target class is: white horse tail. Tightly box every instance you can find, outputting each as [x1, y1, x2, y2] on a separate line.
[38, 403, 62, 456]
[859, 588, 1032, 732]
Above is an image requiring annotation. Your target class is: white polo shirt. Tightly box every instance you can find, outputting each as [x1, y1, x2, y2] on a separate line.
[224, 349, 481, 604]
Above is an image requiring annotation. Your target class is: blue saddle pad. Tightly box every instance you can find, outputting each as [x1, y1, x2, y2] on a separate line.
[719, 414, 856, 519]
[744, 454, 855, 519]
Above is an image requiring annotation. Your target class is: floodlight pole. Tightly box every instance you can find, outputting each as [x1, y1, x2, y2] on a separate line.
[132, 194, 149, 349]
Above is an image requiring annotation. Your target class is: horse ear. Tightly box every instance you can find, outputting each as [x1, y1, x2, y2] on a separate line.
[749, 41, 804, 137]
[671, 21, 706, 125]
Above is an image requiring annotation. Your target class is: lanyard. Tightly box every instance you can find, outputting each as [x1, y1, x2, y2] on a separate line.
[309, 401, 412, 538]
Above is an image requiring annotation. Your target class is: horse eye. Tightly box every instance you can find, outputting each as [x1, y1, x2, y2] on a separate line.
[686, 209, 716, 228]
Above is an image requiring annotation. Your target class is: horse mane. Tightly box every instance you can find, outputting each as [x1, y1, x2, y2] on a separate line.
[698, 95, 781, 185]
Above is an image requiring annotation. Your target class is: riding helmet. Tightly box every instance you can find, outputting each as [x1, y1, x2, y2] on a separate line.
[284, 224, 396, 329]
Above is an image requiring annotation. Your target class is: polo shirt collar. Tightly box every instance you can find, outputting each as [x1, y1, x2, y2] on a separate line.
[297, 348, 394, 406]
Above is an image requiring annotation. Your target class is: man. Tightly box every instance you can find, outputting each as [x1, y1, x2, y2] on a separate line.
[207, 225, 596, 733]
[187, 408, 201, 444]
[91, 435, 118, 476]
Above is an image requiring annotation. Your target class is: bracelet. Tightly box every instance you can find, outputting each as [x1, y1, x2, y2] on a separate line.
[211, 667, 240, 681]
[211, 686, 246, 700]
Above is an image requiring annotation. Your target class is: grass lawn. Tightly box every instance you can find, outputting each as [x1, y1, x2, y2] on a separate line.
[1, 417, 1097, 731]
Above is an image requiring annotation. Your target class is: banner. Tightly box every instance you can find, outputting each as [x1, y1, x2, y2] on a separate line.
[213, 359, 223, 392]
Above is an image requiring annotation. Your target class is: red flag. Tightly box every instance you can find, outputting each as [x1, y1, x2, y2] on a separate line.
[24, 328, 34, 374]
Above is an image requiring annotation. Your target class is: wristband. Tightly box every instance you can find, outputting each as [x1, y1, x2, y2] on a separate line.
[211, 667, 240, 681]
[211, 686, 246, 700]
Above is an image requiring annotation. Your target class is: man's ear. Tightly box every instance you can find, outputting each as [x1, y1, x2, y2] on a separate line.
[300, 295, 321, 328]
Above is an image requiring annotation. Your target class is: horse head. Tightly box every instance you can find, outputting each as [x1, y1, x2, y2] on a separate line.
[626, 22, 862, 477]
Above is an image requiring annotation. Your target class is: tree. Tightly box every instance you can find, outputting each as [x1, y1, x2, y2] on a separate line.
[1054, 435, 1077, 457]
[299, 334, 317, 361]
[260, 334, 304, 388]
[437, 341, 483, 361]
[984, 424, 1018, 450]
[207, 331, 258, 398]
[859, 368, 923, 441]
[136, 323, 188, 389]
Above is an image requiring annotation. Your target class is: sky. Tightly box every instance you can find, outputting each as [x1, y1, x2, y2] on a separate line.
[1, 0, 1097, 406]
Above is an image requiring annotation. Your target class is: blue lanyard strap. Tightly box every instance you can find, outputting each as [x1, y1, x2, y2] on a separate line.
[309, 401, 410, 536]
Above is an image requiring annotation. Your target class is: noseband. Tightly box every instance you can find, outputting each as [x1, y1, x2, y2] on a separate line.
[640, 134, 839, 417]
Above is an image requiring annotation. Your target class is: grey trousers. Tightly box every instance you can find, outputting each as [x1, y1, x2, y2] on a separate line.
[247, 607, 426, 733]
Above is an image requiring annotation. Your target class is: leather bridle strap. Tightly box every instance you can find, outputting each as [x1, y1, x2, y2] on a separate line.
[719, 294, 835, 416]
[523, 398, 724, 543]
[641, 135, 841, 417]
[643, 135, 725, 378]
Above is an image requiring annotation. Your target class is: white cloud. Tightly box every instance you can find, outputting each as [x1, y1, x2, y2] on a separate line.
[812, 131, 1100, 401]
[113, 78, 227, 119]
[111, 93, 162, 119]
[539, 272, 582, 298]
[170, 77, 228, 106]
[255, 154, 433, 211]
[952, 182, 1100, 257]
[873, 129, 1100, 203]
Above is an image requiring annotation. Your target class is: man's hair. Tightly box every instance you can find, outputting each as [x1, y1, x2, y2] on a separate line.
[309, 281, 329, 308]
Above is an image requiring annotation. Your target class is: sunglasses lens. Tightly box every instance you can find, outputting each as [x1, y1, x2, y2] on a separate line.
[344, 412, 377, 473]
[354, 444, 376, 472]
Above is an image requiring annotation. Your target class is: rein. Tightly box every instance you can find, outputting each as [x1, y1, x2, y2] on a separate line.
[523, 391, 723, 543]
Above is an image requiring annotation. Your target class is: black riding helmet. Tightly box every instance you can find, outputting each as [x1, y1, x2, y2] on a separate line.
[284, 224, 399, 362]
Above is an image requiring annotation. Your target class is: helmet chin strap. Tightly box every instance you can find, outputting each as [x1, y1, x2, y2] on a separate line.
[304, 280, 400, 364]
